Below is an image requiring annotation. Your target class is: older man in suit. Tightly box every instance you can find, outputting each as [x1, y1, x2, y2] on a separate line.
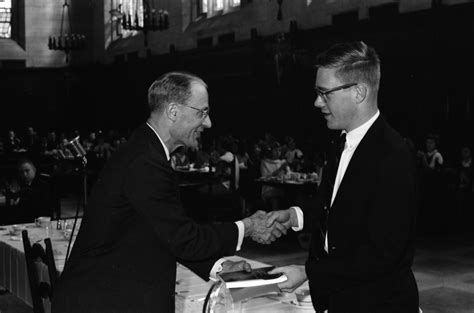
[267, 41, 419, 312]
[52, 72, 285, 313]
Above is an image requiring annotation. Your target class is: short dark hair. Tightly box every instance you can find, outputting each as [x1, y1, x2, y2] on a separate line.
[315, 41, 381, 92]
[17, 158, 35, 170]
[147, 72, 207, 114]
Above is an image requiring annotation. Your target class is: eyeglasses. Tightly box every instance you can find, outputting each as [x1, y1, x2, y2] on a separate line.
[180, 104, 210, 119]
[315, 83, 357, 102]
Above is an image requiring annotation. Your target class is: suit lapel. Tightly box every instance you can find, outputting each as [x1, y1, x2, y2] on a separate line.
[330, 116, 386, 212]
[139, 123, 170, 164]
[137, 123, 182, 201]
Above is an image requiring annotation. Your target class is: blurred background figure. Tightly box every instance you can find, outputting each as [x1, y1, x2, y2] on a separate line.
[284, 136, 304, 172]
[24, 126, 40, 155]
[3, 159, 54, 224]
[417, 133, 448, 234]
[418, 134, 444, 171]
[455, 145, 473, 231]
[171, 146, 191, 169]
[260, 141, 288, 211]
[191, 139, 210, 169]
[4, 130, 23, 154]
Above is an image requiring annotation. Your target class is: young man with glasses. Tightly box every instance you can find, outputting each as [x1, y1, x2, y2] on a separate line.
[267, 41, 419, 312]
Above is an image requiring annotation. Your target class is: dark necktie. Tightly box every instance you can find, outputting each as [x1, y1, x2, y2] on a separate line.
[321, 133, 346, 235]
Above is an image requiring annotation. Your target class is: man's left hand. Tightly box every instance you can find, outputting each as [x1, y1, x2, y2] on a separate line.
[219, 260, 252, 275]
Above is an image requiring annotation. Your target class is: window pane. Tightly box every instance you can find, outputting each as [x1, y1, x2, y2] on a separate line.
[0, 0, 12, 8]
[214, 0, 223, 11]
[231, 0, 240, 6]
[201, 0, 208, 13]
[119, 0, 144, 28]
[0, 7, 11, 38]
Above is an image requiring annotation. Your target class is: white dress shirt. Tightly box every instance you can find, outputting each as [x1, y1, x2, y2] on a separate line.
[325, 110, 380, 251]
[146, 123, 244, 278]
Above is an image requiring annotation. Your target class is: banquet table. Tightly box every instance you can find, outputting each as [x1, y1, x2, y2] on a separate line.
[255, 176, 320, 205]
[0, 220, 315, 312]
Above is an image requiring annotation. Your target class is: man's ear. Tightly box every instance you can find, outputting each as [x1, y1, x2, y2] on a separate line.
[166, 103, 178, 121]
[355, 84, 367, 104]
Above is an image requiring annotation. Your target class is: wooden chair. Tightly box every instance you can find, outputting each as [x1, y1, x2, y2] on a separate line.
[44, 238, 59, 292]
[22, 230, 52, 313]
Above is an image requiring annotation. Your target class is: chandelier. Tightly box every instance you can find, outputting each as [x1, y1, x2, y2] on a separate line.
[48, 0, 86, 62]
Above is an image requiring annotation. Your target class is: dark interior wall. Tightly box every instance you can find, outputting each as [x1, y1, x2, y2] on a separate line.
[1, 4, 473, 158]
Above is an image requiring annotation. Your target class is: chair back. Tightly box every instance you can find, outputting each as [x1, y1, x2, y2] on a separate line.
[44, 237, 59, 292]
[22, 230, 52, 313]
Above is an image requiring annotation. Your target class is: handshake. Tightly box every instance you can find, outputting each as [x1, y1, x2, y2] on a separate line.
[242, 208, 299, 244]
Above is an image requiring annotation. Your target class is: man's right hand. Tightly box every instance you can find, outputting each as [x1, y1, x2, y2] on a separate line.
[242, 210, 287, 244]
[266, 208, 298, 229]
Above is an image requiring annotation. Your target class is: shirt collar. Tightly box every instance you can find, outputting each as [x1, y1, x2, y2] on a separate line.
[343, 110, 380, 151]
[146, 122, 170, 161]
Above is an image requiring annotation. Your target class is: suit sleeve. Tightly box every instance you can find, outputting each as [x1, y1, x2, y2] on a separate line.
[123, 154, 238, 263]
[178, 258, 219, 281]
[306, 147, 417, 294]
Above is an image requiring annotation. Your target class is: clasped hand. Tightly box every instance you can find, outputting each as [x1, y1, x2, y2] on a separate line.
[243, 209, 296, 244]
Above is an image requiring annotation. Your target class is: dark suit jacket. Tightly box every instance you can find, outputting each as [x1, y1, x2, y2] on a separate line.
[52, 124, 238, 313]
[4, 178, 53, 225]
[306, 116, 419, 313]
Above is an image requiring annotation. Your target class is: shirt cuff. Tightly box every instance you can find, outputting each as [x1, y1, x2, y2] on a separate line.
[235, 221, 244, 251]
[290, 206, 304, 231]
[209, 258, 227, 280]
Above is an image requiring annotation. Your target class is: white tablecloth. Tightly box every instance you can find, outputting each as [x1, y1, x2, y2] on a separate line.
[0, 219, 78, 309]
[0, 220, 314, 312]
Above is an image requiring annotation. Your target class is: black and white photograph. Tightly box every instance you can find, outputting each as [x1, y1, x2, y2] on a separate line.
[0, 0, 473, 312]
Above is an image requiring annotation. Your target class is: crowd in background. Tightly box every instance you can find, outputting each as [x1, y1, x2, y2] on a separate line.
[0, 126, 472, 234]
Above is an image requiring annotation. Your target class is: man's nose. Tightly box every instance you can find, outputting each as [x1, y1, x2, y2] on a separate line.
[314, 96, 325, 108]
[202, 115, 212, 128]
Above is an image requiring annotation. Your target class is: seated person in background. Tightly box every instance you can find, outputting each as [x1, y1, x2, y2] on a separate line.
[416, 134, 447, 233]
[93, 133, 112, 161]
[458, 145, 473, 192]
[171, 146, 191, 169]
[417, 134, 444, 171]
[234, 140, 251, 170]
[110, 138, 122, 155]
[260, 142, 288, 211]
[57, 138, 75, 160]
[456, 145, 473, 226]
[24, 127, 40, 155]
[212, 136, 237, 191]
[46, 131, 59, 152]
[188, 138, 209, 169]
[4, 159, 53, 224]
[4, 130, 23, 153]
[284, 137, 304, 172]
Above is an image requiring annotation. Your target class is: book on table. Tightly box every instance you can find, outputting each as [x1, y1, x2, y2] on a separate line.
[219, 266, 287, 288]
[218, 266, 287, 302]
